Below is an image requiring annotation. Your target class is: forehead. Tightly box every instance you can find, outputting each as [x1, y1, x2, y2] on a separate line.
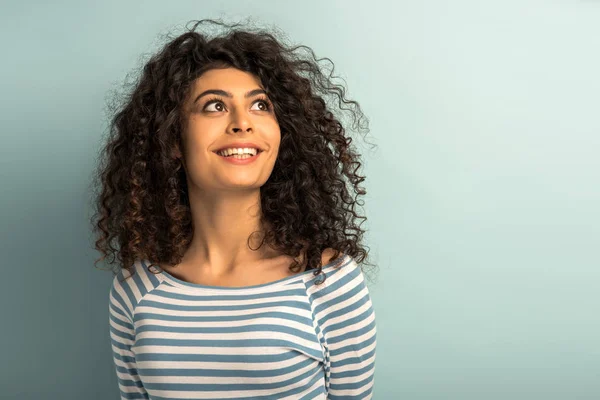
[193, 67, 263, 90]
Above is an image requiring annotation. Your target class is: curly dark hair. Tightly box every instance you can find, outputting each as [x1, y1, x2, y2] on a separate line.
[88, 17, 377, 286]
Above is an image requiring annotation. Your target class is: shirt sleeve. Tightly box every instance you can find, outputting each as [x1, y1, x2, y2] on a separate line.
[306, 255, 377, 399]
[108, 272, 149, 399]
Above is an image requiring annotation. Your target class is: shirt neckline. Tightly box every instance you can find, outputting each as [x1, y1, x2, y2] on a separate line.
[147, 253, 349, 292]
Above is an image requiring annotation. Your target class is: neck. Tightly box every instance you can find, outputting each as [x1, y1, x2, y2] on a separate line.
[178, 186, 276, 277]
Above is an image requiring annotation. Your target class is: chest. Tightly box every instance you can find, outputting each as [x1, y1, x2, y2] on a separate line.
[129, 284, 327, 397]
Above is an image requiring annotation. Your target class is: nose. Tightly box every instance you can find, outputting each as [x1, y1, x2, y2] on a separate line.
[229, 120, 253, 133]
[228, 109, 254, 134]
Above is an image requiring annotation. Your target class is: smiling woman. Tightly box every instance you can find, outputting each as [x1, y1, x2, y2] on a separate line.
[90, 17, 377, 400]
[175, 67, 281, 177]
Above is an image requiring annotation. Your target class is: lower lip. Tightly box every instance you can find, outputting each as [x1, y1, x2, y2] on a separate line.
[214, 151, 263, 164]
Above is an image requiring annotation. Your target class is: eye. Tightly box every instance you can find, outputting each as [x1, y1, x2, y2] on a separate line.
[251, 97, 273, 112]
[203, 97, 226, 112]
[202, 97, 273, 113]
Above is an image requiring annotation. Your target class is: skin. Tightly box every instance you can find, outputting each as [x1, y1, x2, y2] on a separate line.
[161, 67, 310, 286]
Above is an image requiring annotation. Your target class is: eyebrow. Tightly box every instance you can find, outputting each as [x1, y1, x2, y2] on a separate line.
[193, 88, 267, 104]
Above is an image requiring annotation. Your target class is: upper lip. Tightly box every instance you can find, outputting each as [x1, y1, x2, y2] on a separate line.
[213, 142, 264, 153]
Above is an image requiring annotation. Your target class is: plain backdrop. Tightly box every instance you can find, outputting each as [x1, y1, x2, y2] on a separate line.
[1, 0, 598, 399]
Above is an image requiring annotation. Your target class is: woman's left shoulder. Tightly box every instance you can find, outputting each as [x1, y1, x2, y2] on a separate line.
[320, 247, 341, 266]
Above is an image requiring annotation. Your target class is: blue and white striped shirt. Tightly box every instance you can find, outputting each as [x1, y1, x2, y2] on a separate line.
[108, 253, 377, 399]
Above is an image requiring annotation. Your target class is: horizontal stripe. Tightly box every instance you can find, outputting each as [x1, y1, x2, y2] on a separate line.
[108, 253, 376, 399]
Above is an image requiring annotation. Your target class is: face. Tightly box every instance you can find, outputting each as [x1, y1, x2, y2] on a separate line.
[179, 67, 281, 192]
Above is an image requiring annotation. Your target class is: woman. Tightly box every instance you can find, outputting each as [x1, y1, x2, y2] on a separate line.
[92, 18, 377, 399]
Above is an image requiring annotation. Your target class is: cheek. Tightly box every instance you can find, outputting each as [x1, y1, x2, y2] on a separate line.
[264, 123, 281, 145]
[181, 137, 214, 173]
[184, 122, 217, 152]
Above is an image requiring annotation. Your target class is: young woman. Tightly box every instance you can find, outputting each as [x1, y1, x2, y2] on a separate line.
[92, 18, 377, 399]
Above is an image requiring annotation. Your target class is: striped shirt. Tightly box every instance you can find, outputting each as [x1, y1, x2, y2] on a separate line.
[108, 253, 377, 399]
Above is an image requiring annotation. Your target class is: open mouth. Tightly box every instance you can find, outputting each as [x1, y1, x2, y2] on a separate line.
[212, 150, 264, 161]
[213, 150, 263, 158]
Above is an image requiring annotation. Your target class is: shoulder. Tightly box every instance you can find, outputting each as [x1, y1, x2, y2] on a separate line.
[303, 252, 375, 328]
[320, 247, 344, 267]
[108, 260, 164, 321]
[304, 250, 363, 292]
[292, 245, 345, 273]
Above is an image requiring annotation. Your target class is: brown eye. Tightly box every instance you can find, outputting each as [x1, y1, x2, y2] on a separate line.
[203, 96, 272, 113]
[203, 98, 226, 112]
[251, 98, 273, 112]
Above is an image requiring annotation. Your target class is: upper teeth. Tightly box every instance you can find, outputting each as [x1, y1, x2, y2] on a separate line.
[217, 148, 259, 156]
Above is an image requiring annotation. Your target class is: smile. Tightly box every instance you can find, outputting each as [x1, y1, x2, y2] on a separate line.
[213, 150, 263, 165]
